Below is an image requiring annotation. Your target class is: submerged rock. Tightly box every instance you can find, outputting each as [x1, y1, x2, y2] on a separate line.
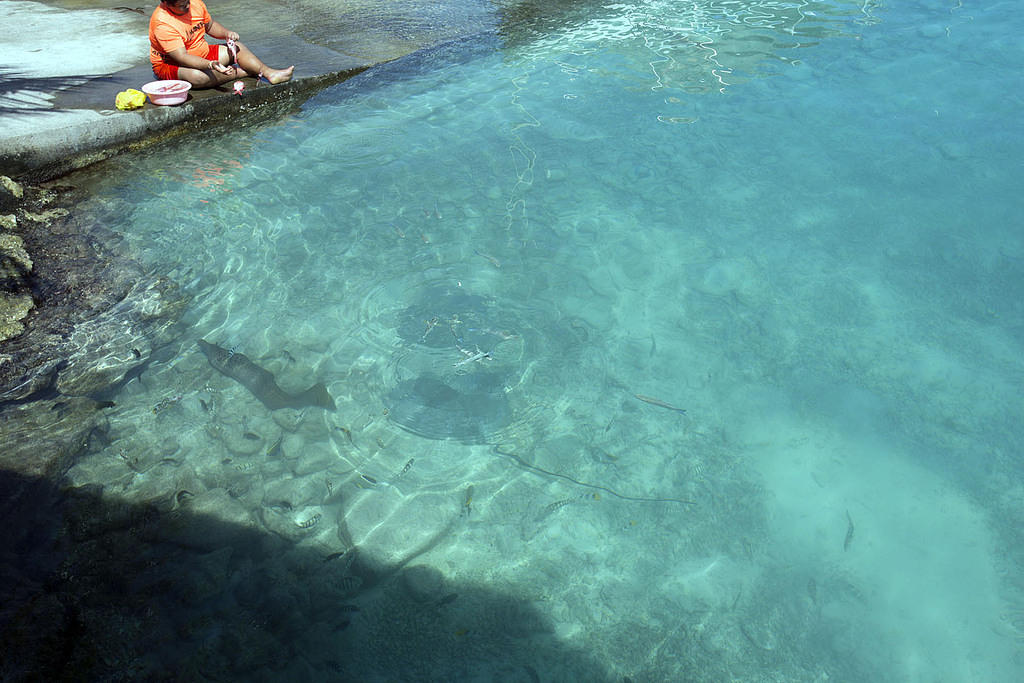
[164, 487, 259, 550]
[0, 209, 34, 342]
[0, 292, 33, 341]
[0, 180, 188, 478]
[0, 175, 23, 210]
[0, 396, 110, 478]
[0, 232, 32, 272]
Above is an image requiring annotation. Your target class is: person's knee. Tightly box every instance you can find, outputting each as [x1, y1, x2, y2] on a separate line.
[178, 67, 216, 88]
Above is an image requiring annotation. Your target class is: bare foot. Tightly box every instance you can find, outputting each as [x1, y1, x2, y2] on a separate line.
[265, 66, 294, 84]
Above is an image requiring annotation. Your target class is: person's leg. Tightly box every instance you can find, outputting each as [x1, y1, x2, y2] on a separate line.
[153, 61, 179, 81]
[172, 46, 237, 88]
[229, 40, 294, 84]
[163, 44, 294, 88]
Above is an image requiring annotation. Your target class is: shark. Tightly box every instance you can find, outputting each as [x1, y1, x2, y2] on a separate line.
[197, 339, 335, 411]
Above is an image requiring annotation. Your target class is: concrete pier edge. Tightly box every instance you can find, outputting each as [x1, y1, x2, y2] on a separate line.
[0, 68, 370, 183]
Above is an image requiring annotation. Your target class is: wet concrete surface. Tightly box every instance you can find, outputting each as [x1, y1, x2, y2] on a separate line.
[0, 0, 505, 181]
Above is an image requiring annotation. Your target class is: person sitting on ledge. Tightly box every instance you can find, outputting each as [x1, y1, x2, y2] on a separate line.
[149, 0, 294, 88]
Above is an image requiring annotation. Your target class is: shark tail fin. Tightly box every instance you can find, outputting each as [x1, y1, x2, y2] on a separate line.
[304, 383, 336, 411]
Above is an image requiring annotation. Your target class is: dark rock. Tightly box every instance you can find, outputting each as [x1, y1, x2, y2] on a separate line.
[0, 181, 188, 478]
[0, 396, 108, 479]
[0, 175, 23, 212]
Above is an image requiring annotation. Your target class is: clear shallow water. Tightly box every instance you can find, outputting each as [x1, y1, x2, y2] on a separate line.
[71, 0, 1024, 679]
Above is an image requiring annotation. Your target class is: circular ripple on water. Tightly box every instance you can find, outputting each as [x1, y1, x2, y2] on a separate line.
[348, 263, 608, 444]
[387, 277, 529, 444]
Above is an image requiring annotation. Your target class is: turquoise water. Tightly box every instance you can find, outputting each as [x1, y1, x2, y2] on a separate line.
[70, 0, 1024, 679]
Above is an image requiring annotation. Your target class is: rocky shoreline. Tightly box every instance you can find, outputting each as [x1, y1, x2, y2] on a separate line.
[0, 176, 188, 479]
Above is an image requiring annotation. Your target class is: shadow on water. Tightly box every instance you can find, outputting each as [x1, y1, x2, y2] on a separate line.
[0, 466, 613, 681]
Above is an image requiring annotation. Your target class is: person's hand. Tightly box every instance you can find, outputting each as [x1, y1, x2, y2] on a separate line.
[210, 61, 231, 74]
[227, 31, 240, 41]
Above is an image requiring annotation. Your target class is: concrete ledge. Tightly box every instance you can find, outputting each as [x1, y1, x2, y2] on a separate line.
[0, 68, 368, 183]
[0, 0, 538, 183]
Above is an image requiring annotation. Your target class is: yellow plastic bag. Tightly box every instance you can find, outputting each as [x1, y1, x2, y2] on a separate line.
[115, 89, 146, 111]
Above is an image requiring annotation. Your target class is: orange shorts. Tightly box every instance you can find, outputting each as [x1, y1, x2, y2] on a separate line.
[153, 44, 221, 81]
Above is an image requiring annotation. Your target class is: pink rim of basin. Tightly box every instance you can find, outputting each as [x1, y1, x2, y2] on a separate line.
[141, 80, 192, 106]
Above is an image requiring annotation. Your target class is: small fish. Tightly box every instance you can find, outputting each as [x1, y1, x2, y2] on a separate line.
[540, 498, 576, 516]
[152, 394, 183, 414]
[474, 249, 501, 268]
[462, 485, 475, 516]
[422, 316, 440, 341]
[844, 510, 855, 551]
[199, 398, 210, 412]
[454, 348, 492, 367]
[132, 348, 142, 359]
[235, 462, 255, 472]
[396, 458, 414, 478]
[634, 393, 686, 415]
[448, 314, 463, 341]
[339, 549, 357, 574]
[359, 473, 378, 486]
[337, 575, 362, 595]
[394, 225, 406, 239]
[437, 593, 458, 607]
[296, 512, 322, 529]
[336, 426, 354, 444]
[266, 437, 283, 457]
[420, 232, 430, 244]
[323, 550, 347, 563]
[242, 432, 260, 441]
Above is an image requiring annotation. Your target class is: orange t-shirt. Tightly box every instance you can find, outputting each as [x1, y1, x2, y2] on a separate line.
[149, 0, 213, 70]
